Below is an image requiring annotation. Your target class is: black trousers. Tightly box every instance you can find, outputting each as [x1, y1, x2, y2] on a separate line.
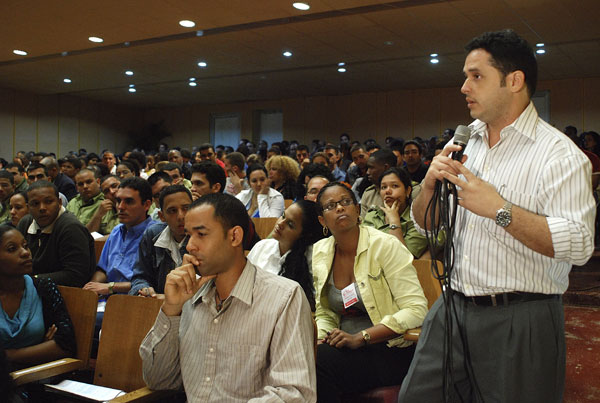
[316, 341, 416, 402]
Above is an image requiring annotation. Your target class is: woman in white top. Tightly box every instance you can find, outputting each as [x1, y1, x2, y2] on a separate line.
[236, 164, 284, 218]
[247, 199, 325, 310]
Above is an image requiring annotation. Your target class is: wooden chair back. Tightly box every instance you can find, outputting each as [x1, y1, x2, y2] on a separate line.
[411, 259, 443, 308]
[57, 286, 98, 368]
[94, 295, 164, 392]
[94, 236, 108, 264]
[251, 217, 278, 239]
[284, 199, 294, 208]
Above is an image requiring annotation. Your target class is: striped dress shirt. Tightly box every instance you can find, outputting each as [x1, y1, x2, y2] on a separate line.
[413, 102, 595, 296]
[140, 260, 316, 402]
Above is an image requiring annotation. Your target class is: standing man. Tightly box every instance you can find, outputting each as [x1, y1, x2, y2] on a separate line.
[399, 30, 595, 403]
[402, 141, 428, 183]
[84, 177, 155, 295]
[140, 193, 316, 402]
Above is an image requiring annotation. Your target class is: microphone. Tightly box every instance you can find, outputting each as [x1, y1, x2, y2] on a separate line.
[451, 125, 471, 161]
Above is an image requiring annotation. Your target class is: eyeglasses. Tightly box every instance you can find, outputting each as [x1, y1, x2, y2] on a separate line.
[322, 197, 354, 212]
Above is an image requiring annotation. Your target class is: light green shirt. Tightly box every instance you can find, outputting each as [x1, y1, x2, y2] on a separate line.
[363, 205, 429, 258]
[66, 191, 104, 226]
[312, 225, 428, 348]
[99, 208, 119, 235]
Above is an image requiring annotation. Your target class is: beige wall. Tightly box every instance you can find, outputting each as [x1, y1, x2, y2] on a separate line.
[0, 87, 142, 161]
[143, 77, 600, 150]
[1, 76, 598, 161]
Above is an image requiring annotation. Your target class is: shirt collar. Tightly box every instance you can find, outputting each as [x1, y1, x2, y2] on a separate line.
[468, 101, 538, 142]
[81, 191, 104, 207]
[27, 206, 66, 234]
[191, 259, 256, 307]
[119, 216, 153, 237]
[155, 225, 185, 265]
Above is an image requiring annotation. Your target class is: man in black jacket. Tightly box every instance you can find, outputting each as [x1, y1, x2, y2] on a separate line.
[17, 180, 95, 287]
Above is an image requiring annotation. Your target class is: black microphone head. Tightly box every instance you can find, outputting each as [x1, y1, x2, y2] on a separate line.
[453, 125, 471, 147]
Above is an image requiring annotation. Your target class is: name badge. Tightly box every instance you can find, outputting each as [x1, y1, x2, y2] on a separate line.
[341, 283, 359, 309]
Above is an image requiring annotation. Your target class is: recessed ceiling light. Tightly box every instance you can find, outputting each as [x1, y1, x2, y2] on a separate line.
[430, 53, 438, 57]
[536, 43, 545, 47]
[197, 61, 207, 68]
[13, 49, 27, 56]
[129, 84, 135, 88]
[189, 77, 196, 82]
[179, 20, 196, 28]
[338, 67, 346, 73]
[63, 78, 72, 83]
[88, 36, 103, 43]
[128, 88, 136, 93]
[293, 2, 310, 10]
[189, 82, 197, 87]
[338, 62, 345, 66]
[384, 41, 394, 46]
[283, 51, 293, 57]
[430, 58, 439, 64]
[125, 70, 134, 76]
[536, 49, 546, 54]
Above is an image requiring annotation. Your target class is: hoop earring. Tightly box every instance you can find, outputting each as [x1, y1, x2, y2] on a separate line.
[322, 226, 329, 236]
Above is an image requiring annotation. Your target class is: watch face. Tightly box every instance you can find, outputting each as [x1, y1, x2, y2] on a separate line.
[496, 210, 511, 227]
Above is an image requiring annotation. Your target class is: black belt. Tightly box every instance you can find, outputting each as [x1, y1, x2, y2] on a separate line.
[455, 291, 559, 306]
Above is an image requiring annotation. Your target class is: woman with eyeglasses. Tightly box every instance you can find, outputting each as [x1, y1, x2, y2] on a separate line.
[312, 182, 428, 402]
[0, 225, 75, 371]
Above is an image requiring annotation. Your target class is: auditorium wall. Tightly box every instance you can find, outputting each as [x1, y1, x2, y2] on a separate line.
[0, 77, 598, 159]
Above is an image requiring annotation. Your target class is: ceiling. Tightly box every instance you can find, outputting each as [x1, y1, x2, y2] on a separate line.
[1, 0, 599, 108]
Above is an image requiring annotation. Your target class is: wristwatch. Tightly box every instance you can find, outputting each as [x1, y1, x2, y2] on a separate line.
[495, 201, 513, 228]
[108, 282, 115, 295]
[388, 224, 400, 230]
[361, 330, 371, 345]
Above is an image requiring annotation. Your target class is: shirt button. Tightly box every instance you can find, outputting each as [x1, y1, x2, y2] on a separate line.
[464, 255, 469, 261]
[163, 324, 168, 329]
[484, 165, 490, 171]
[209, 347, 214, 352]
[205, 377, 210, 382]
[213, 318, 218, 324]
[468, 224, 474, 230]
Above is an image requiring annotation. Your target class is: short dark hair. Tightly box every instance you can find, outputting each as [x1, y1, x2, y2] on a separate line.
[191, 162, 226, 193]
[224, 152, 245, 171]
[119, 177, 152, 203]
[297, 145, 309, 153]
[316, 182, 357, 215]
[403, 140, 423, 155]
[128, 151, 147, 171]
[465, 29, 537, 97]
[324, 144, 340, 154]
[159, 184, 192, 210]
[27, 180, 59, 198]
[76, 167, 100, 179]
[0, 170, 14, 186]
[65, 157, 82, 170]
[161, 162, 181, 174]
[86, 152, 100, 162]
[198, 143, 214, 152]
[246, 164, 267, 179]
[350, 144, 366, 154]
[180, 149, 192, 159]
[5, 163, 24, 174]
[147, 171, 172, 187]
[377, 167, 412, 191]
[100, 174, 120, 186]
[370, 149, 397, 167]
[26, 163, 48, 175]
[118, 160, 140, 177]
[389, 139, 405, 152]
[190, 193, 249, 245]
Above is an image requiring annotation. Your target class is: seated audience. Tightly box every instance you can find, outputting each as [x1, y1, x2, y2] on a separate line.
[84, 177, 155, 296]
[313, 182, 427, 401]
[402, 140, 428, 183]
[363, 168, 429, 258]
[25, 163, 68, 207]
[39, 157, 77, 201]
[5, 163, 28, 193]
[190, 161, 226, 200]
[0, 170, 15, 223]
[17, 181, 95, 287]
[129, 185, 192, 298]
[248, 199, 324, 310]
[360, 149, 397, 217]
[148, 171, 173, 220]
[223, 152, 249, 196]
[265, 155, 300, 200]
[160, 162, 192, 189]
[86, 175, 120, 235]
[140, 193, 316, 402]
[116, 159, 139, 179]
[297, 163, 335, 200]
[0, 225, 76, 370]
[8, 192, 28, 227]
[66, 168, 105, 228]
[305, 175, 330, 202]
[324, 145, 346, 182]
[60, 157, 82, 181]
[236, 164, 284, 218]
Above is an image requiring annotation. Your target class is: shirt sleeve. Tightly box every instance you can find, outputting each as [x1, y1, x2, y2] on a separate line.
[140, 309, 183, 391]
[129, 230, 156, 296]
[44, 221, 94, 287]
[248, 285, 316, 403]
[258, 193, 284, 218]
[540, 154, 595, 265]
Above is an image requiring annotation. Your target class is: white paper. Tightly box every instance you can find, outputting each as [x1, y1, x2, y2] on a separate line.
[46, 379, 125, 402]
[91, 232, 104, 240]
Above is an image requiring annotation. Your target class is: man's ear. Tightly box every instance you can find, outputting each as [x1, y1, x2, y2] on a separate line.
[211, 183, 222, 194]
[143, 199, 152, 214]
[509, 70, 526, 93]
[230, 225, 244, 247]
[157, 209, 166, 223]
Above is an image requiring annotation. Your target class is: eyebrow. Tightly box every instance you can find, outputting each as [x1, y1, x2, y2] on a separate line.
[191, 225, 208, 231]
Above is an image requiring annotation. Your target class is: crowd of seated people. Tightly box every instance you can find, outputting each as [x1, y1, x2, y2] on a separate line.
[0, 122, 596, 400]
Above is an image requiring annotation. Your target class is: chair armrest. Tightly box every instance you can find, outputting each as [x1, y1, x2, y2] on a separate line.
[110, 387, 177, 402]
[11, 358, 84, 386]
[404, 327, 422, 342]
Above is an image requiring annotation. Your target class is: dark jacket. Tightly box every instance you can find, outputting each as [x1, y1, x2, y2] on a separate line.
[17, 212, 96, 287]
[53, 173, 77, 201]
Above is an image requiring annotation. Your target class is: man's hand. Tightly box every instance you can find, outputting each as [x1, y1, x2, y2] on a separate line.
[83, 281, 110, 295]
[421, 144, 468, 192]
[323, 328, 364, 350]
[191, 190, 201, 201]
[138, 286, 157, 297]
[98, 199, 114, 216]
[441, 160, 505, 219]
[44, 324, 57, 341]
[259, 179, 271, 195]
[228, 170, 243, 195]
[162, 254, 215, 316]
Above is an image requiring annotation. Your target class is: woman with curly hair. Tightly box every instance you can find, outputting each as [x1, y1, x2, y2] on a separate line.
[247, 199, 324, 310]
[265, 155, 300, 200]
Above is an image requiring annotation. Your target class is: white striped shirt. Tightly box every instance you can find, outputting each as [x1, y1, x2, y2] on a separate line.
[140, 261, 316, 402]
[414, 102, 595, 295]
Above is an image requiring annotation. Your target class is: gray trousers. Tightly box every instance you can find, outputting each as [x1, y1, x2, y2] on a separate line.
[398, 292, 565, 403]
